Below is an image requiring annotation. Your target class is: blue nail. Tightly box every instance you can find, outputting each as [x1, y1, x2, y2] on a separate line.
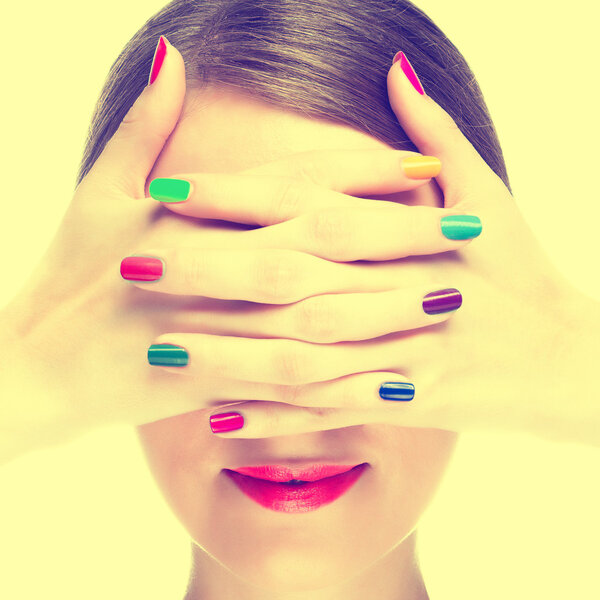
[379, 382, 415, 401]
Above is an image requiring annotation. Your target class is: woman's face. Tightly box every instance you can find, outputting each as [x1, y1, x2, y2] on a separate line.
[137, 86, 458, 593]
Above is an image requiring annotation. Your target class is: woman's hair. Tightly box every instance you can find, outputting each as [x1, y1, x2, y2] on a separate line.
[75, 0, 511, 193]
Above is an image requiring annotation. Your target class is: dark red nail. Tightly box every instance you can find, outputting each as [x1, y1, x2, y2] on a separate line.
[120, 256, 164, 281]
[149, 36, 167, 85]
[423, 288, 462, 314]
[210, 412, 244, 434]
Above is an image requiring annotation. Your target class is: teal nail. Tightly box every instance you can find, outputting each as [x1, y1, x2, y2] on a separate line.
[149, 178, 191, 203]
[440, 215, 482, 240]
[148, 343, 189, 367]
[379, 382, 415, 401]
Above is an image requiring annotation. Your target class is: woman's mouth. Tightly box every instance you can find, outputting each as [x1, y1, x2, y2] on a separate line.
[223, 463, 369, 513]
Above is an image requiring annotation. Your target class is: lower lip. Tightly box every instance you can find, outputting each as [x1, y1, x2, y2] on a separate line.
[224, 464, 369, 513]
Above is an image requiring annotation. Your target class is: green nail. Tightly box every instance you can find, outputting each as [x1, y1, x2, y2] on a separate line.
[440, 215, 482, 240]
[148, 343, 189, 367]
[149, 178, 191, 203]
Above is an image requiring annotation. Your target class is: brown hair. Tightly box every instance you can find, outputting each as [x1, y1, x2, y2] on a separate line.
[76, 0, 511, 192]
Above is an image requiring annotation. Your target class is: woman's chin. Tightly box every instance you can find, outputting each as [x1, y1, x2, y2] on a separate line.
[214, 543, 360, 593]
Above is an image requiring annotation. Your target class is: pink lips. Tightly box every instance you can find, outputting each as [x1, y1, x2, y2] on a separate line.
[231, 464, 361, 482]
[224, 463, 369, 513]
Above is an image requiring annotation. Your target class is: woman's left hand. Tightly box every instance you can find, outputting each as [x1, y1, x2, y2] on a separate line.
[151, 53, 598, 445]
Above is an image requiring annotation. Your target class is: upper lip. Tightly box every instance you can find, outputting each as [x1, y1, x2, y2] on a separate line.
[227, 463, 366, 482]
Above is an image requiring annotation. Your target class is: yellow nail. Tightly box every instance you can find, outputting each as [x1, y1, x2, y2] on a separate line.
[401, 155, 442, 179]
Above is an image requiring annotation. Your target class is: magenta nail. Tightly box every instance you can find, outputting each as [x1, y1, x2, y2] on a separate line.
[210, 412, 244, 433]
[392, 51, 425, 95]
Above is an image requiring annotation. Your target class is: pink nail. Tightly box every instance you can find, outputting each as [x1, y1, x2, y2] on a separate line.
[120, 256, 164, 281]
[149, 36, 167, 85]
[210, 412, 244, 433]
[393, 51, 425, 95]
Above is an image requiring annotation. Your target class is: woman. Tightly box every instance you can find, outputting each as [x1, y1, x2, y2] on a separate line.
[1, 0, 598, 598]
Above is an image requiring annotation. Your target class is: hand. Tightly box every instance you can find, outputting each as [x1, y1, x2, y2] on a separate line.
[0, 39, 465, 462]
[155, 52, 592, 444]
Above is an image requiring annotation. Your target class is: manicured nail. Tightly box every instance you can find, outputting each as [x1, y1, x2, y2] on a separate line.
[379, 382, 415, 401]
[210, 412, 244, 433]
[423, 288, 462, 315]
[120, 256, 164, 281]
[402, 156, 441, 179]
[392, 51, 425, 95]
[149, 36, 167, 86]
[149, 178, 192, 203]
[441, 215, 482, 240]
[148, 343, 189, 367]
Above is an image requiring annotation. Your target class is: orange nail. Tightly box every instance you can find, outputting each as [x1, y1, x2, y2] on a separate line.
[401, 156, 441, 179]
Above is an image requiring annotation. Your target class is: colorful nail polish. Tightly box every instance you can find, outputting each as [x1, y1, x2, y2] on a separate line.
[379, 382, 415, 401]
[441, 215, 482, 240]
[149, 178, 192, 203]
[392, 51, 425, 95]
[210, 412, 244, 433]
[423, 288, 462, 315]
[148, 343, 189, 367]
[120, 256, 164, 281]
[402, 156, 441, 179]
[149, 36, 167, 86]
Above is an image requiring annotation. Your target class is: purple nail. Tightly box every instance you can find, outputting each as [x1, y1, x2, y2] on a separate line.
[423, 288, 462, 314]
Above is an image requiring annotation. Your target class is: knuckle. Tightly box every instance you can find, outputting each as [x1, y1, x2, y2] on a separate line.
[181, 250, 205, 289]
[272, 177, 307, 221]
[273, 342, 309, 384]
[295, 156, 325, 187]
[295, 296, 339, 343]
[254, 250, 299, 302]
[279, 382, 305, 406]
[307, 209, 352, 258]
[402, 207, 419, 251]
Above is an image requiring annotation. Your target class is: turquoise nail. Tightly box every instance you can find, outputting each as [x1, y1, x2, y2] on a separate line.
[149, 178, 191, 203]
[148, 343, 189, 367]
[379, 382, 415, 401]
[440, 215, 482, 240]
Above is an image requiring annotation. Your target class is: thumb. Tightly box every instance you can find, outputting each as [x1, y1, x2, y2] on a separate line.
[387, 51, 493, 209]
[85, 36, 186, 200]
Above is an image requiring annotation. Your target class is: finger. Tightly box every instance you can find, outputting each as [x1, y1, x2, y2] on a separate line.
[166, 284, 462, 344]
[205, 384, 427, 438]
[146, 330, 419, 386]
[120, 248, 362, 302]
[207, 401, 378, 438]
[246, 203, 482, 261]
[387, 51, 498, 208]
[146, 149, 441, 225]
[85, 36, 186, 200]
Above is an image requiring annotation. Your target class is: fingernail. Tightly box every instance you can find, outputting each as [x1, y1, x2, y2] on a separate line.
[379, 382, 415, 401]
[423, 288, 462, 315]
[402, 155, 441, 179]
[149, 178, 192, 203]
[210, 412, 244, 433]
[120, 256, 164, 281]
[441, 215, 482, 240]
[148, 343, 189, 367]
[392, 51, 425, 95]
[149, 35, 167, 86]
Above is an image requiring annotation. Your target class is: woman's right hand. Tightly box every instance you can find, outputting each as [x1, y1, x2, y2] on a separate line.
[1, 37, 456, 464]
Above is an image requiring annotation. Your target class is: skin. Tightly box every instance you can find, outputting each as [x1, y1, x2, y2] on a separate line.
[137, 86, 457, 600]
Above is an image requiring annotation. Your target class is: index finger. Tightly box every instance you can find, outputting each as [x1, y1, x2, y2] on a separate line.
[146, 149, 441, 226]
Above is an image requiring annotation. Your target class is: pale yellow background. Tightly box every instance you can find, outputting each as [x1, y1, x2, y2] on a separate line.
[1, 1, 599, 598]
